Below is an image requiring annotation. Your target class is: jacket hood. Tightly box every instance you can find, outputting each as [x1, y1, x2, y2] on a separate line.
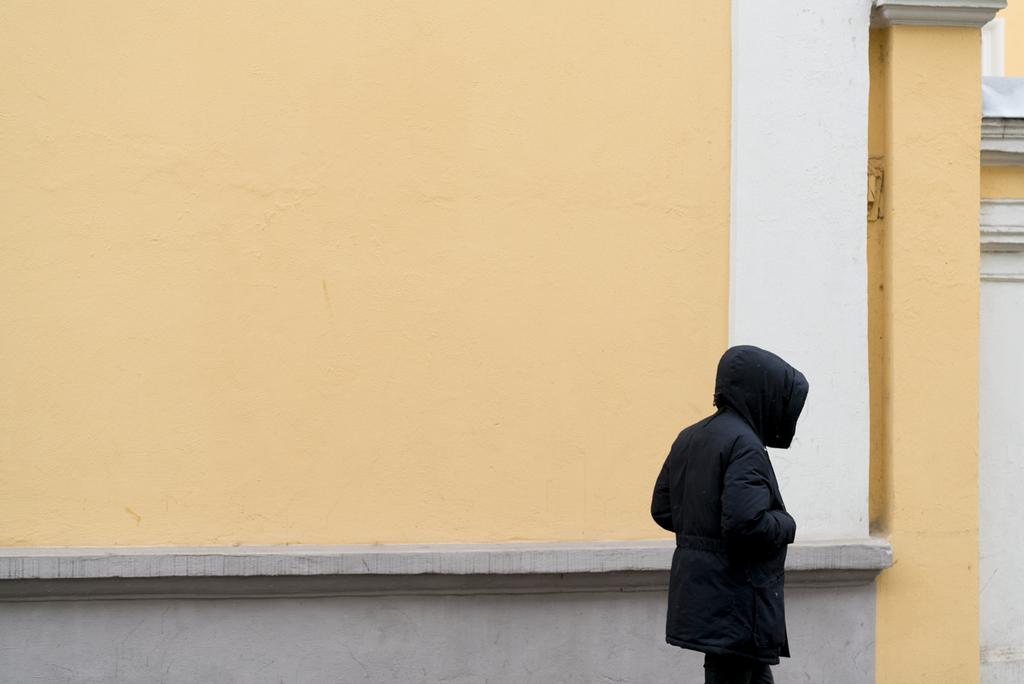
[713, 345, 809, 449]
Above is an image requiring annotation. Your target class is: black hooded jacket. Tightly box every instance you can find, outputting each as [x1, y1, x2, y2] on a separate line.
[651, 345, 809, 663]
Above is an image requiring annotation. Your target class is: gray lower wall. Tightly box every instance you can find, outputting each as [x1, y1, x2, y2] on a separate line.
[0, 582, 875, 684]
[0, 540, 889, 684]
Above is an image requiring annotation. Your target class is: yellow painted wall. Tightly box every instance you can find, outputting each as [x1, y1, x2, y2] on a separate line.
[869, 25, 981, 684]
[981, 166, 1024, 197]
[1000, 1, 1024, 76]
[0, 2, 731, 546]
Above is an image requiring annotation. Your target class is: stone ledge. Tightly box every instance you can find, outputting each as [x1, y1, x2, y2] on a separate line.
[981, 199, 1024, 254]
[982, 117, 1024, 166]
[0, 539, 892, 600]
[0, 538, 893, 579]
[871, 0, 1006, 28]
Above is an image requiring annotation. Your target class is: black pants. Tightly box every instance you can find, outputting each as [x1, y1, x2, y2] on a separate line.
[703, 653, 774, 684]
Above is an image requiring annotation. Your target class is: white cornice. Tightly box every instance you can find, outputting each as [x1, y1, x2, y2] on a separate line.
[0, 539, 893, 599]
[871, 0, 1006, 28]
[980, 199, 1024, 252]
[982, 117, 1024, 166]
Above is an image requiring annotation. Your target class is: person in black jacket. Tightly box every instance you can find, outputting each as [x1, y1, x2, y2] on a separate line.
[651, 345, 809, 684]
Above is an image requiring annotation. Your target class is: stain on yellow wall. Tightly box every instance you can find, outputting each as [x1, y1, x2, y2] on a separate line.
[0, 2, 731, 545]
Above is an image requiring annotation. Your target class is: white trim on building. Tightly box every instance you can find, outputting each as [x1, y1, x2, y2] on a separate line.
[981, 199, 1024, 255]
[0, 540, 894, 600]
[872, 0, 1006, 28]
[730, 0, 871, 540]
[982, 117, 1024, 165]
[982, 18, 1006, 77]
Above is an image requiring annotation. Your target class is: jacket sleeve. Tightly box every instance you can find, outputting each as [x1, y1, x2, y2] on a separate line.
[721, 447, 795, 549]
[650, 459, 675, 532]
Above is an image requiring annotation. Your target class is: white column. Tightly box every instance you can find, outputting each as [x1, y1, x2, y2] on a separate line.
[729, 0, 871, 539]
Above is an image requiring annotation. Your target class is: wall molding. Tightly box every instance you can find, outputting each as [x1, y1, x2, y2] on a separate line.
[982, 118, 1024, 166]
[871, 0, 1006, 28]
[0, 539, 893, 601]
[981, 199, 1024, 282]
[980, 199, 1024, 252]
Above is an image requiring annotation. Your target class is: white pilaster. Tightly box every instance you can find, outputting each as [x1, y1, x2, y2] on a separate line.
[730, 0, 871, 539]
